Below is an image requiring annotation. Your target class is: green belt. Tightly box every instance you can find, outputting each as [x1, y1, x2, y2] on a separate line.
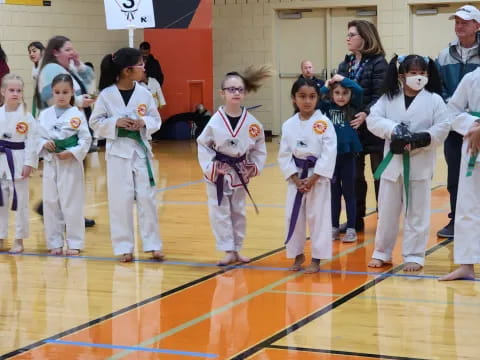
[374, 151, 410, 210]
[54, 134, 79, 153]
[466, 111, 480, 177]
[117, 128, 155, 186]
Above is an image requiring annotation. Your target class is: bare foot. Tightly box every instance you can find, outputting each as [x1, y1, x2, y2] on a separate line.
[289, 254, 305, 271]
[304, 261, 320, 274]
[49, 247, 63, 255]
[235, 252, 251, 263]
[439, 265, 475, 281]
[65, 249, 80, 256]
[403, 262, 423, 272]
[10, 239, 24, 253]
[368, 258, 390, 268]
[217, 251, 236, 266]
[120, 253, 134, 262]
[150, 250, 165, 261]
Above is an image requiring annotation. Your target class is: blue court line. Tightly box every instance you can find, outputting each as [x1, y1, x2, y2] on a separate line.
[2, 251, 478, 282]
[44, 340, 217, 358]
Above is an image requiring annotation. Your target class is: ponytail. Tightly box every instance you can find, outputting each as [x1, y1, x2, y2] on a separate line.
[425, 58, 442, 96]
[221, 64, 273, 93]
[382, 54, 401, 100]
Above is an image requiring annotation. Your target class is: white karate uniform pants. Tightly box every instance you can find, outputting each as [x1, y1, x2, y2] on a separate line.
[284, 179, 332, 260]
[43, 157, 85, 250]
[0, 178, 29, 239]
[207, 182, 246, 252]
[373, 176, 431, 265]
[106, 153, 162, 255]
[454, 149, 480, 264]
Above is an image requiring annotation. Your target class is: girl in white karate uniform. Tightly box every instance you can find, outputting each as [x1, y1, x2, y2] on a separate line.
[197, 66, 270, 266]
[367, 55, 450, 272]
[278, 78, 337, 273]
[440, 67, 480, 281]
[90, 47, 163, 263]
[0, 74, 38, 253]
[37, 74, 91, 255]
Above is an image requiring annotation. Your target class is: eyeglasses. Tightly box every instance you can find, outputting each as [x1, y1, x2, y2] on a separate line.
[129, 63, 145, 69]
[222, 87, 245, 94]
[346, 32, 360, 39]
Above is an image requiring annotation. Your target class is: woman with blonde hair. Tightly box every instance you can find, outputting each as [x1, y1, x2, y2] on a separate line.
[337, 19, 388, 232]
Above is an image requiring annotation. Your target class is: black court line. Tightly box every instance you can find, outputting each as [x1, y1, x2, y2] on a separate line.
[267, 345, 431, 360]
[229, 238, 452, 360]
[267, 344, 430, 360]
[1, 246, 286, 359]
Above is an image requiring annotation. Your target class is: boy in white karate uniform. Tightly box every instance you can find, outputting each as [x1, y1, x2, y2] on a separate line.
[441, 67, 480, 281]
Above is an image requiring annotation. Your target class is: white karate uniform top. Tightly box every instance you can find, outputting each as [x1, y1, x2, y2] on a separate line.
[0, 104, 38, 240]
[197, 106, 267, 252]
[278, 110, 337, 260]
[37, 106, 91, 250]
[447, 68, 480, 264]
[90, 83, 163, 255]
[367, 89, 450, 265]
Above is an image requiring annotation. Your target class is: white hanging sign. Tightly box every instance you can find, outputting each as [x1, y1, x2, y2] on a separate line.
[104, 0, 155, 30]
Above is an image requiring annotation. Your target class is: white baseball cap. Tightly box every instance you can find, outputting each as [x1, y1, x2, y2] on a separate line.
[449, 5, 480, 22]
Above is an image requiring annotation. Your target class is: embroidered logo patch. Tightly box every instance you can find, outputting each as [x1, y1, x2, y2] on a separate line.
[313, 120, 328, 135]
[137, 104, 147, 117]
[248, 124, 261, 138]
[70, 117, 81, 129]
[16, 122, 28, 134]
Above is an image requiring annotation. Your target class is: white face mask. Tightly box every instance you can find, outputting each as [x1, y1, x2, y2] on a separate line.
[405, 75, 428, 91]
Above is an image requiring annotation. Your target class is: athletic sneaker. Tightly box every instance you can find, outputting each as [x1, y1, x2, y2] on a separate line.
[332, 227, 340, 241]
[342, 228, 358, 243]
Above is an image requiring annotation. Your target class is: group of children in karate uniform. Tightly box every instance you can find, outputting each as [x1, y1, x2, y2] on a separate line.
[0, 50, 478, 280]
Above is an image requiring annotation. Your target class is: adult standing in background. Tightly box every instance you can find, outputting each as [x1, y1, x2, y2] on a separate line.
[27, 41, 45, 117]
[0, 43, 10, 85]
[139, 41, 164, 86]
[298, 60, 325, 108]
[436, 5, 480, 239]
[337, 20, 388, 231]
[36, 35, 96, 227]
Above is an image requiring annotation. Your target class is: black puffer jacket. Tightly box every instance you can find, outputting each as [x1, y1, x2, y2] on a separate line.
[338, 53, 388, 153]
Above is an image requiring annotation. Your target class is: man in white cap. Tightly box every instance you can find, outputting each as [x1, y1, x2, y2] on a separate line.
[436, 5, 480, 239]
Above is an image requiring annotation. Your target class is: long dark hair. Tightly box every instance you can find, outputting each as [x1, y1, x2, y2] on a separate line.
[290, 77, 319, 113]
[40, 36, 70, 71]
[382, 54, 442, 99]
[98, 48, 142, 91]
[51, 73, 75, 106]
[0, 43, 7, 62]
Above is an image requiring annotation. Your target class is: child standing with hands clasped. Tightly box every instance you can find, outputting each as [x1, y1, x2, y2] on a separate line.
[197, 66, 270, 266]
[37, 74, 91, 255]
[320, 74, 363, 243]
[0, 74, 38, 253]
[90, 48, 163, 263]
[278, 78, 337, 273]
[366, 55, 450, 272]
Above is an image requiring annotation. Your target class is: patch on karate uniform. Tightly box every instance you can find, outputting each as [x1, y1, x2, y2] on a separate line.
[137, 104, 147, 117]
[16, 122, 29, 134]
[248, 124, 261, 138]
[313, 120, 328, 134]
[70, 117, 81, 129]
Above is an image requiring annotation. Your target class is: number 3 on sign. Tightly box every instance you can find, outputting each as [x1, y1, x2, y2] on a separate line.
[104, 0, 155, 29]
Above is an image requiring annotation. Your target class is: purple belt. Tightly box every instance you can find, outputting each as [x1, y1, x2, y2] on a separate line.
[214, 151, 259, 214]
[285, 155, 317, 244]
[0, 140, 25, 211]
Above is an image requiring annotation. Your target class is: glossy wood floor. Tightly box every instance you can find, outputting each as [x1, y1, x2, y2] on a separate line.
[0, 139, 478, 360]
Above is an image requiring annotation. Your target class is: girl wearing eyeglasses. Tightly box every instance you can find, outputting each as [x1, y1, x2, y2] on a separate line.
[90, 47, 163, 263]
[197, 66, 270, 266]
[366, 55, 450, 272]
